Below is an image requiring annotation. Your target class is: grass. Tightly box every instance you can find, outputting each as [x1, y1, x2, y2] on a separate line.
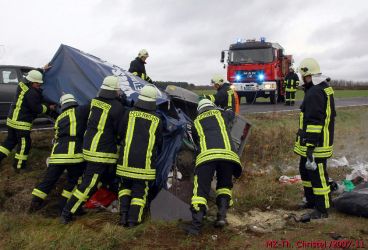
[0, 106, 368, 249]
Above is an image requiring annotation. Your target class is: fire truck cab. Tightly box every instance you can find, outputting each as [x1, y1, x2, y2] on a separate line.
[221, 38, 292, 104]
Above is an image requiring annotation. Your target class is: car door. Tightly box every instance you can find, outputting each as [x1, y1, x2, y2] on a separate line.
[0, 67, 19, 118]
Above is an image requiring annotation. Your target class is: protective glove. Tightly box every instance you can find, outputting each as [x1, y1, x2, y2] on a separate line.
[305, 146, 317, 171]
[306, 146, 314, 162]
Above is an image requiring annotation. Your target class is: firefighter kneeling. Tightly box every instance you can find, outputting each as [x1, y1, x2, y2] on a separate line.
[184, 99, 242, 235]
[116, 85, 163, 227]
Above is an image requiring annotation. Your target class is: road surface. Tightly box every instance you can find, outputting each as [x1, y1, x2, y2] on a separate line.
[240, 97, 368, 115]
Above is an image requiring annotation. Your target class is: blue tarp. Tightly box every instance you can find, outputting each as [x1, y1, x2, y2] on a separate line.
[42, 44, 190, 190]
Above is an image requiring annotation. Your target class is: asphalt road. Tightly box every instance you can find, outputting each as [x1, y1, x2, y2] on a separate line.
[240, 97, 368, 115]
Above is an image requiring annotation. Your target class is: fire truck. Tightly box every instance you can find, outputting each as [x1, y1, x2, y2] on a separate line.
[221, 38, 293, 104]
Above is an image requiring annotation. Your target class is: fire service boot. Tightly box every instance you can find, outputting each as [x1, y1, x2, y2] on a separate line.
[183, 209, 205, 236]
[215, 197, 229, 228]
[28, 197, 45, 213]
[60, 209, 73, 224]
[300, 209, 328, 223]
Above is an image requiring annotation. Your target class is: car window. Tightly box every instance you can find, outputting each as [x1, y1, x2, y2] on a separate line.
[0, 69, 19, 84]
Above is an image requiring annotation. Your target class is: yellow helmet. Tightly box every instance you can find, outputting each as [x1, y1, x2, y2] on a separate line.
[138, 49, 149, 58]
[101, 76, 120, 90]
[211, 74, 225, 85]
[298, 58, 321, 77]
[138, 85, 157, 102]
[26, 70, 43, 83]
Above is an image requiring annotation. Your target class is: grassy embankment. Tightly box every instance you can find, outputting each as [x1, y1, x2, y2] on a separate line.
[0, 106, 367, 249]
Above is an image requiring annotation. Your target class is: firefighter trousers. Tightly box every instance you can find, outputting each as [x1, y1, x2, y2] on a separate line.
[191, 161, 234, 212]
[63, 162, 116, 214]
[32, 163, 85, 201]
[285, 91, 296, 104]
[299, 156, 331, 213]
[0, 127, 31, 170]
[119, 178, 151, 224]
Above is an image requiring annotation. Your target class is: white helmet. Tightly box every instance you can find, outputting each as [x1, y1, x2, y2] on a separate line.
[138, 49, 149, 58]
[211, 74, 225, 85]
[138, 85, 157, 102]
[59, 93, 77, 110]
[197, 99, 215, 112]
[298, 58, 321, 77]
[26, 70, 43, 83]
[100, 76, 120, 91]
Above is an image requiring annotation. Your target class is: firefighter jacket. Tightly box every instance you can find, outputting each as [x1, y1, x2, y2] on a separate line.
[205, 83, 236, 112]
[6, 82, 48, 131]
[82, 95, 125, 164]
[48, 105, 89, 165]
[128, 57, 153, 83]
[284, 72, 300, 92]
[116, 107, 163, 181]
[294, 81, 336, 158]
[193, 107, 242, 178]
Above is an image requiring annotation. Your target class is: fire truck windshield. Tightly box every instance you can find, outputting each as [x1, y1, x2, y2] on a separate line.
[229, 48, 274, 64]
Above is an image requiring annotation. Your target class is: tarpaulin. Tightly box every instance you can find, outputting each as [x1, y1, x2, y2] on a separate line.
[41, 44, 191, 193]
[42, 44, 167, 105]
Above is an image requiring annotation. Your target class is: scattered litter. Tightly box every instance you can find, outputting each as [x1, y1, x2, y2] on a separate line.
[346, 165, 368, 182]
[211, 235, 218, 241]
[278, 175, 301, 184]
[106, 200, 119, 213]
[330, 156, 349, 168]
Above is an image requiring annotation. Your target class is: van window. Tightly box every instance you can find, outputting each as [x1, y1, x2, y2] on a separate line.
[0, 69, 18, 84]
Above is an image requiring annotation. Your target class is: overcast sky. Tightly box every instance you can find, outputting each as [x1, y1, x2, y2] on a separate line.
[1, 0, 368, 84]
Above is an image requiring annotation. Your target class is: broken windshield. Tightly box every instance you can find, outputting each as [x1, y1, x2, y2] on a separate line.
[229, 48, 274, 64]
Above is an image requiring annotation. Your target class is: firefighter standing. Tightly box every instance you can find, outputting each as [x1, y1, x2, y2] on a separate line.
[116, 85, 163, 227]
[61, 76, 125, 224]
[284, 66, 300, 106]
[129, 49, 153, 83]
[0, 70, 54, 171]
[294, 58, 336, 222]
[29, 94, 89, 213]
[184, 99, 242, 235]
[204, 74, 239, 114]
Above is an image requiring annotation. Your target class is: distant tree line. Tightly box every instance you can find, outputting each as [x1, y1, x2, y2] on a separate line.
[329, 79, 368, 90]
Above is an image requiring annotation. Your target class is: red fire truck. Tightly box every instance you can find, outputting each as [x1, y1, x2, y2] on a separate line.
[221, 38, 293, 104]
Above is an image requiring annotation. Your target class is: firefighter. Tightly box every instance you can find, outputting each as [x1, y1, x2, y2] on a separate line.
[61, 76, 125, 224]
[204, 74, 239, 114]
[116, 85, 163, 227]
[128, 49, 153, 83]
[294, 58, 336, 222]
[184, 99, 242, 235]
[0, 69, 55, 171]
[284, 66, 300, 106]
[29, 94, 89, 213]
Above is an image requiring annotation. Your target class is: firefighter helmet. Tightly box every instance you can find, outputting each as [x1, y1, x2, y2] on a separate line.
[60, 93, 77, 110]
[100, 76, 120, 90]
[211, 74, 225, 85]
[197, 99, 215, 112]
[289, 66, 295, 72]
[138, 49, 149, 58]
[138, 85, 157, 102]
[26, 70, 43, 83]
[298, 58, 321, 77]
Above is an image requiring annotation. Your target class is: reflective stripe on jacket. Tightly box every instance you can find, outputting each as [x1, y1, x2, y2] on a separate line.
[48, 105, 89, 164]
[116, 108, 163, 180]
[7, 82, 48, 131]
[294, 82, 336, 158]
[83, 97, 125, 163]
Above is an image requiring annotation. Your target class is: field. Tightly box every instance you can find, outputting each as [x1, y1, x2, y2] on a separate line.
[194, 89, 368, 103]
[0, 106, 368, 249]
